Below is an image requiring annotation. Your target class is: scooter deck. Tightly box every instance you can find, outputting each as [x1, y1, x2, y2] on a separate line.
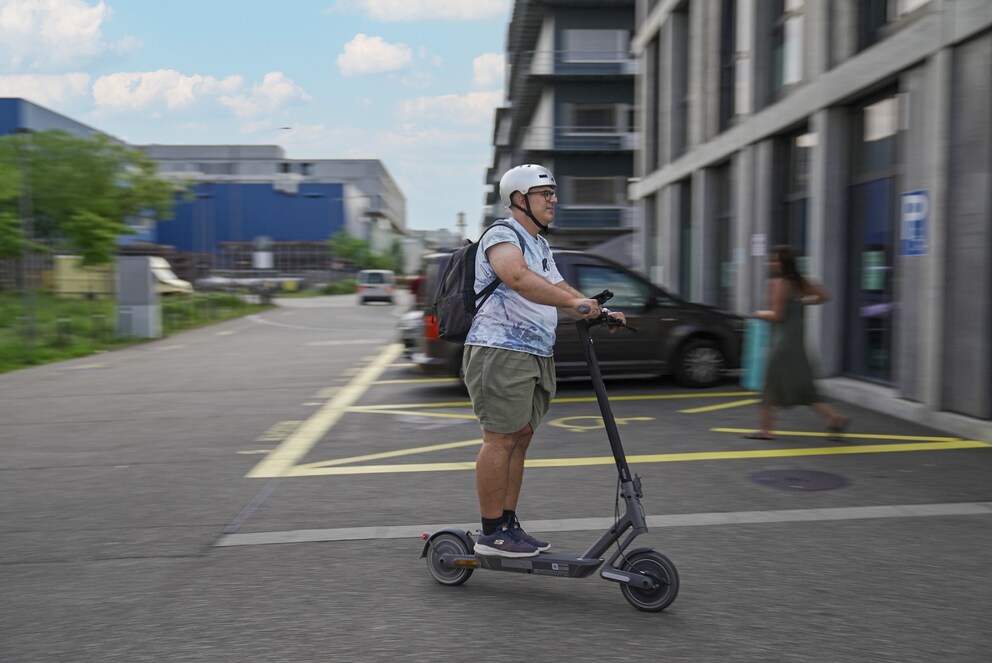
[440, 552, 604, 578]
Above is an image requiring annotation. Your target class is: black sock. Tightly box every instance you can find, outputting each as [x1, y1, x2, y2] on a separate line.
[502, 509, 516, 527]
[481, 516, 504, 535]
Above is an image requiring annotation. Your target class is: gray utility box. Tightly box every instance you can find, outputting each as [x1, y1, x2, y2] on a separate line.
[116, 256, 162, 339]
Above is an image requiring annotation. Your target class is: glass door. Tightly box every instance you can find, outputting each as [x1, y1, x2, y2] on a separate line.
[846, 177, 894, 381]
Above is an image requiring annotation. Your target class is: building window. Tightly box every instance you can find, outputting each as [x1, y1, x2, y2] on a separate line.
[719, 0, 737, 130]
[671, 4, 690, 158]
[712, 164, 734, 310]
[858, 0, 929, 51]
[562, 29, 629, 62]
[771, 0, 804, 97]
[678, 178, 693, 297]
[774, 127, 815, 257]
[566, 104, 618, 133]
[845, 90, 901, 383]
[649, 35, 661, 170]
[563, 177, 624, 206]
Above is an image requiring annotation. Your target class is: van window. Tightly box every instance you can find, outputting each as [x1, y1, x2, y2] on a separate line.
[575, 264, 651, 309]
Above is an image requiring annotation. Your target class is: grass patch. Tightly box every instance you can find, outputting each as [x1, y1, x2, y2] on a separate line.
[0, 291, 273, 374]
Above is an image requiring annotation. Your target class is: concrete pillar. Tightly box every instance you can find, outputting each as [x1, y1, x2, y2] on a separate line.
[732, 145, 755, 314]
[919, 48, 950, 413]
[692, 167, 718, 306]
[808, 108, 849, 376]
[689, 0, 721, 146]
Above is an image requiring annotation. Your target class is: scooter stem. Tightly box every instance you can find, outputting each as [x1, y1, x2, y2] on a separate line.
[576, 319, 634, 483]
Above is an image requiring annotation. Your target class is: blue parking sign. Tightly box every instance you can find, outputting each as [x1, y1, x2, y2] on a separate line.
[900, 190, 929, 257]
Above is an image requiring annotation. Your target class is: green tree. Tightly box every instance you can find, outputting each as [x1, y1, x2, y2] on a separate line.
[327, 228, 369, 268]
[0, 130, 179, 266]
[0, 144, 21, 259]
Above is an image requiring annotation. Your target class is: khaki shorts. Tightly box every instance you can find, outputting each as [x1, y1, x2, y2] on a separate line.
[462, 345, 556, 434]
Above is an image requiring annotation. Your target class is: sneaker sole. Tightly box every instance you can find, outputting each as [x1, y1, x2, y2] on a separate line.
[473, 543, 539, 558]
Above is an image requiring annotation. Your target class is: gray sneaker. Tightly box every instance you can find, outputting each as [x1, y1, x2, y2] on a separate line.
[507, 515, 550, 552]
[474, 526, 539, 558]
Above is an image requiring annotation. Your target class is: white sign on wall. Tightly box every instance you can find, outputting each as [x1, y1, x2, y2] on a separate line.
[751, 233, 767, 257]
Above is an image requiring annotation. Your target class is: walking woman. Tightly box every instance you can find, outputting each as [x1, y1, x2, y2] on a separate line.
[746, 245, 848, 440]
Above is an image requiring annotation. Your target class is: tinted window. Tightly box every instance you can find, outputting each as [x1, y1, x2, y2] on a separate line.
[574, 264, 651, 309]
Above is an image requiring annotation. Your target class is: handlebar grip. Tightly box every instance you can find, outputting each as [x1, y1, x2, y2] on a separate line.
[591, 289, 614, 305]
[577, 304, 590, 315]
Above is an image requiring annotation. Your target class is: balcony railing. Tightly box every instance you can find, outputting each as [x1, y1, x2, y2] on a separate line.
[523, 126, 638, 152]
[553, 207, 633, 229]
[521, 50, 640, 76]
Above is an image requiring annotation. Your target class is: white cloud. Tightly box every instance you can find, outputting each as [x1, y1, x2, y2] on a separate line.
[332, 0, 510, 21]
[0, 72, 90, 107]
[92, 69, 243, 111]
[220, 72, 312, 119]
[337, 34, 412, 76]
[472, 53, 504, 89]
[0, 0, 137, 71]
[399, 90, 503, 126]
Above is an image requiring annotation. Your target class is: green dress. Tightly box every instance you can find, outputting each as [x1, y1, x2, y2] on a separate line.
[762, 289, 819, 407]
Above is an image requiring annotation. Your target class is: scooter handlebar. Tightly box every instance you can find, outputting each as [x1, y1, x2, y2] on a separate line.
[577, 289, 613, 315]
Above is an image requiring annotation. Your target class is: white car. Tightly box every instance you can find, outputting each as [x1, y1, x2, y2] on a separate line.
[356, 269, 396, 305]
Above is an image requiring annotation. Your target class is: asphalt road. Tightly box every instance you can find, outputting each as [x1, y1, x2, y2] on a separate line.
[2, 293, 990, 662]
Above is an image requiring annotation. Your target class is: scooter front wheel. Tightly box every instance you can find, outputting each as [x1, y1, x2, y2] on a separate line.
[426, 533, 474, 586]
[619, 550, 679, 612]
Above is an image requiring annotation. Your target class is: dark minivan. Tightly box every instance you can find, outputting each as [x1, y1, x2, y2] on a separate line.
[412, 249, 744, 388]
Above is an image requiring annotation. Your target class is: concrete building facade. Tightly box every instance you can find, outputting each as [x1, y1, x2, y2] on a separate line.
[630, 0, 992, 439]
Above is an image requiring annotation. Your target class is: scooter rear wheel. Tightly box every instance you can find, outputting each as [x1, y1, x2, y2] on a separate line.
[619, 550, 679, 612]
[426, 533, 474, 586]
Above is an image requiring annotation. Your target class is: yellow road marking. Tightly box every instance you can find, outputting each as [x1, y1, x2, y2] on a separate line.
[294, 438, 483, 470]
[351, 391, 759, 412]
[282, 439, 990, 476]
[372, 377, 459, 384]
[712, 428, 969, 442]
[247, 343, 404, 478]
[682, 399, 761, 414]
[550, 415, 654, 432]
[348, 407, 478, 420]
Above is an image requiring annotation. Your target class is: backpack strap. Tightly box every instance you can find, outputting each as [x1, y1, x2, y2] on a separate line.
[473, 222, 533, 309]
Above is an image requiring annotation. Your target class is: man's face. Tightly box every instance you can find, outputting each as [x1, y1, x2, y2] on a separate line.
[521, 186, 557, 224]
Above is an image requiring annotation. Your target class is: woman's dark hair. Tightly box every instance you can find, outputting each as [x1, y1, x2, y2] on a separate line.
[772, 244, 808, 291]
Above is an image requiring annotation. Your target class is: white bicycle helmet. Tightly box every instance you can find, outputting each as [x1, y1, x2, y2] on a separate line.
[499, 164, 556, 209]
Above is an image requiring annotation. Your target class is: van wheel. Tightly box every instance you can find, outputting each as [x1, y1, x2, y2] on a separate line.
[673, 339, 724, 388]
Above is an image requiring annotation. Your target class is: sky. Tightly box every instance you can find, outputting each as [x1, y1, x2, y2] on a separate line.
[0, 0, 514, 235]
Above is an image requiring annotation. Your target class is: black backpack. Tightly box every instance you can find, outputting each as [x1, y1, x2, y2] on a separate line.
[432, 223, 529, 343]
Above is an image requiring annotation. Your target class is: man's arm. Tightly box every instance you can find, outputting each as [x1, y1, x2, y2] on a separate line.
[487, 242, 600, 319]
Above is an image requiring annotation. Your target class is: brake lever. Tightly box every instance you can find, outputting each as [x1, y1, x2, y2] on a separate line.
[603, 308, 637, 333]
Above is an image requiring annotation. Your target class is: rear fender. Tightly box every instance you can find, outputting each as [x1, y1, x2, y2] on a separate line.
[420, 528, 475, 558]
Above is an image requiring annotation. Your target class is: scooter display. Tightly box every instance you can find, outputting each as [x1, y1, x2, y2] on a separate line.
[420, 290, 679, 612]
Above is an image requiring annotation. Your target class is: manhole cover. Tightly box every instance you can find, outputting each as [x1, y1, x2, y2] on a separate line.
[749, 469, 849, 492]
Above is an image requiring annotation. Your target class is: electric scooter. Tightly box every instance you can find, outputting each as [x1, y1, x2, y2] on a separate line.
[420, 290, 679, 612]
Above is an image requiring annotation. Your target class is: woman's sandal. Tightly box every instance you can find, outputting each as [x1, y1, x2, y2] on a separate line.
[743, 431, 775, 440]
[827, 416, 850, 441]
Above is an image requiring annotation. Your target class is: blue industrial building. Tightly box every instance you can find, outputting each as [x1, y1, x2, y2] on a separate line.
[0, 98, 407, 279]
[158, 181, 348, 252]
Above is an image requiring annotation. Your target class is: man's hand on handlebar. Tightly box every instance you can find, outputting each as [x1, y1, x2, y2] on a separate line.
[602, 309, 627, 333]
[573, 298, 602, 320]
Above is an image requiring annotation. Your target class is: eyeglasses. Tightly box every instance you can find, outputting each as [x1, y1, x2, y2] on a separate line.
[527, 189, 558, 202]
